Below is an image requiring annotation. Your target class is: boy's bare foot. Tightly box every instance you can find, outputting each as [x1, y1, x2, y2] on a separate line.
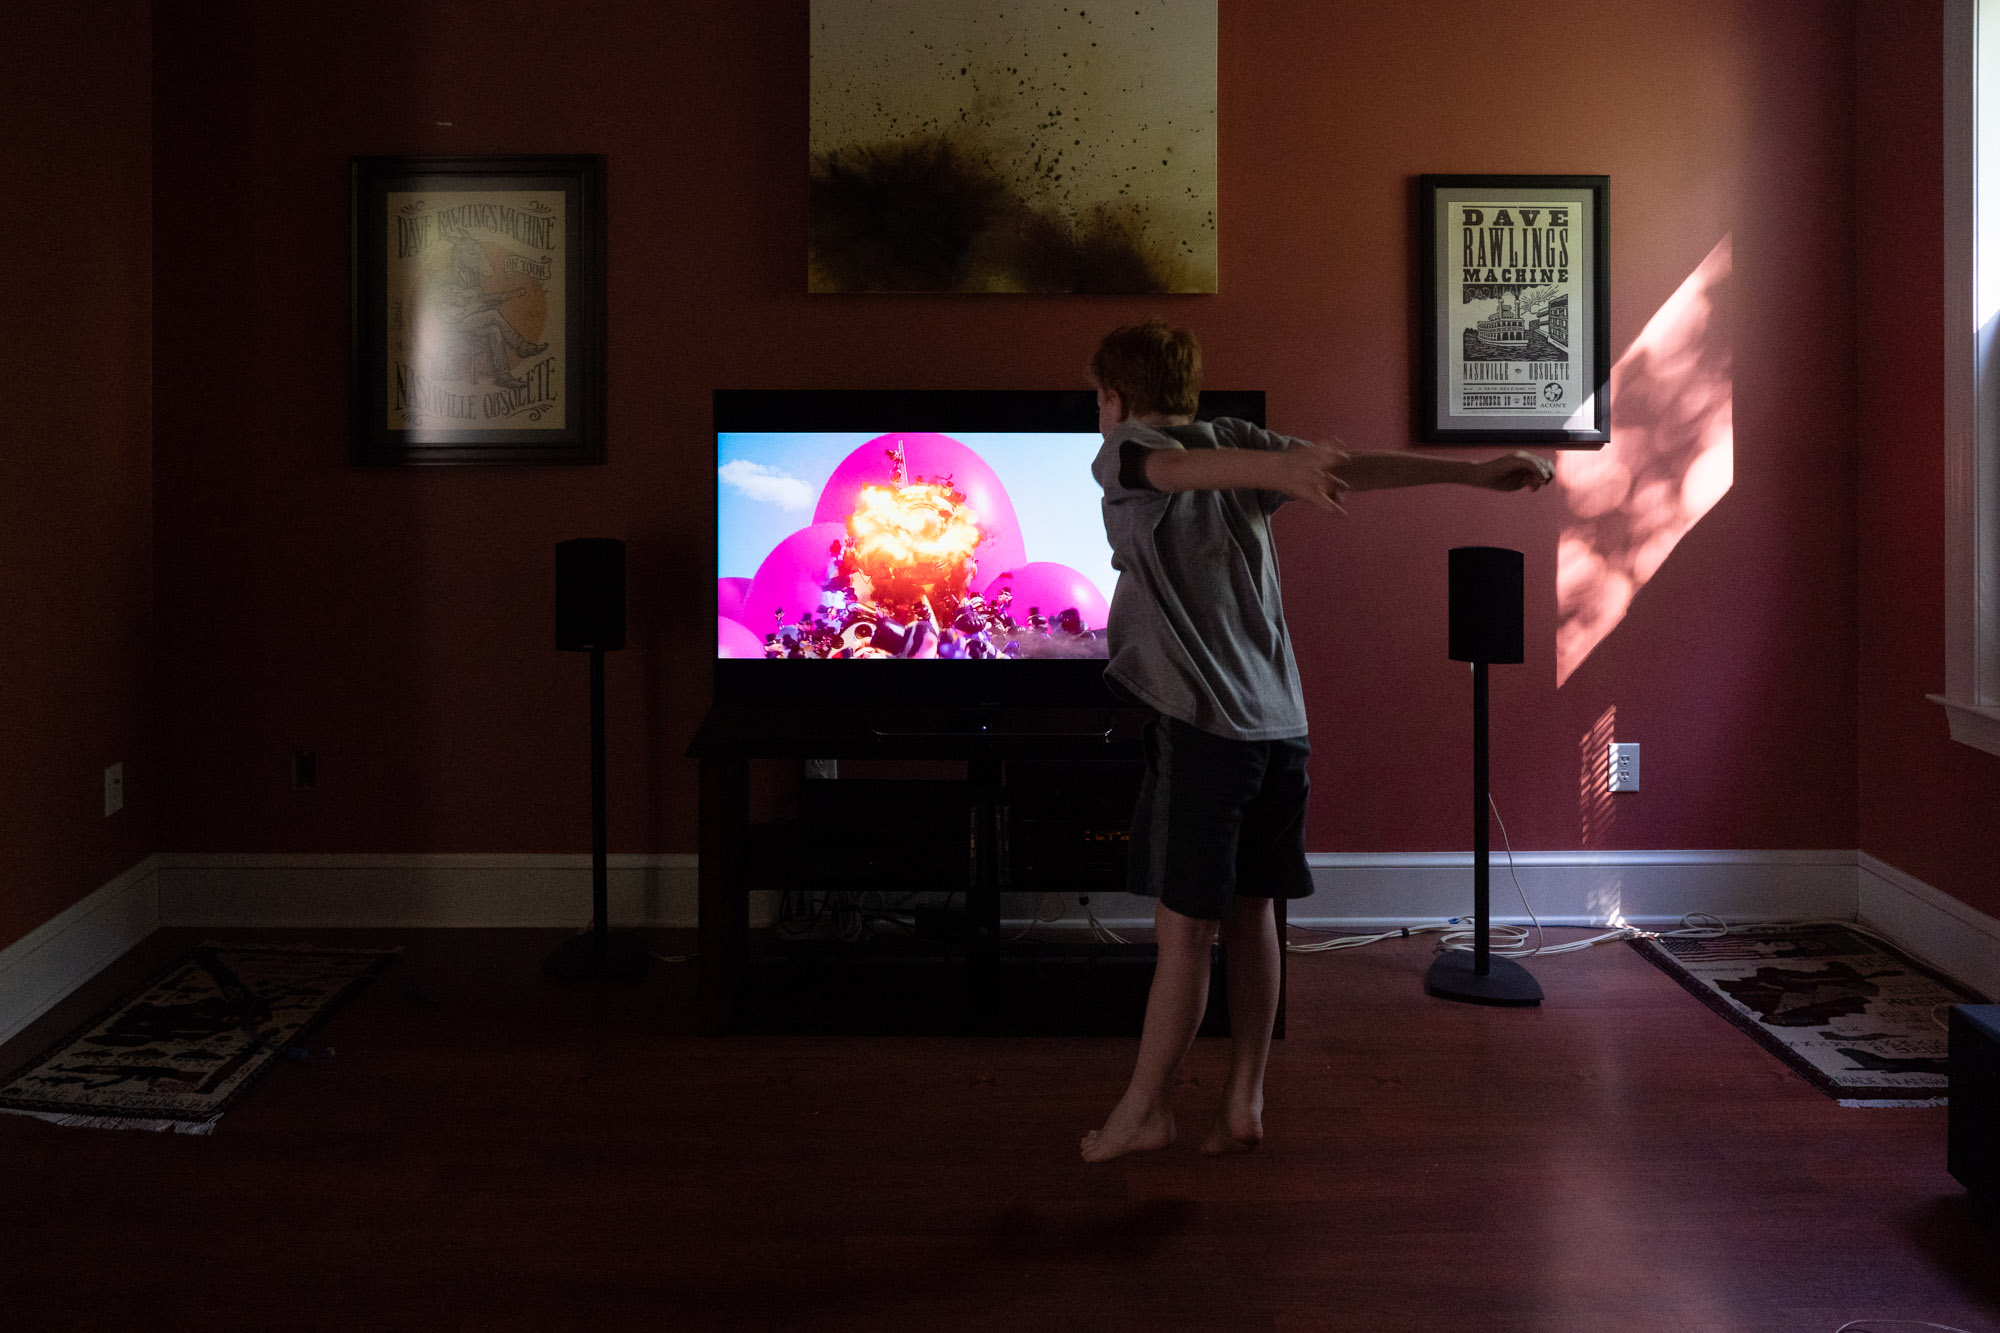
[1199, 1097, 1263, 1155]
[1080, 1098, 1176, 1162]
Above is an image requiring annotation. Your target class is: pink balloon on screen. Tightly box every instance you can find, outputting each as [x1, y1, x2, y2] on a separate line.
[744, 521, 849, 631]
[812, 432, 1027, 582]
[717, 615, 767, 659]
[716, 576, 753, 623]
[982, 562, 1111, 631]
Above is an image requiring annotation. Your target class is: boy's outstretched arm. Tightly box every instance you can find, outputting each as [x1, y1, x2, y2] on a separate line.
[1334, 448, 1554, 494]
[1138, 441, 1553, 513]
[1141, 439, 1354, 514]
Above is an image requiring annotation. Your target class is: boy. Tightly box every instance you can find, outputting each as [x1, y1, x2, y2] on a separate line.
[1080, 319, 1553, 1163]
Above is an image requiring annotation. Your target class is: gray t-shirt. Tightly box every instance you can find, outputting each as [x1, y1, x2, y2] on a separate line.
[1091, 416, 1309, 740]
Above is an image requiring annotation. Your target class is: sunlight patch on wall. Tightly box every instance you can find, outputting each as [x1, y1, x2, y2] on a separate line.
[1579, 705, 1630, 925]
[1579, 704, 1616, 849]
[1555, 236, 1734, 687]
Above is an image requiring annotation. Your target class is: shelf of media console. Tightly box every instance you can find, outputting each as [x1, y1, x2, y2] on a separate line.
[688, 703, 1172, 1033]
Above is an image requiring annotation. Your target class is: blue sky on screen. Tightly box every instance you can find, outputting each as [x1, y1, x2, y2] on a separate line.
[717, 431, 1114, 605]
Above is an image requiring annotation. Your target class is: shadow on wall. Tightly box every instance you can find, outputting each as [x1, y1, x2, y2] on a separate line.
[1555, 235, 1736, 687]
[1575, 704, 1632, 921]
[1579, 703, 1616, 849]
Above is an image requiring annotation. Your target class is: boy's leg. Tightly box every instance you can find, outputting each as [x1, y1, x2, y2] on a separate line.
[1080, 900, 1216, 1163]
[1203, 894, 1280, 1154]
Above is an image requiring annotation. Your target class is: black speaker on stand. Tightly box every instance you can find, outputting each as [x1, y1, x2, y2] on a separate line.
[1424, 546, 1542, 1007]
[547, 538, 649, 983]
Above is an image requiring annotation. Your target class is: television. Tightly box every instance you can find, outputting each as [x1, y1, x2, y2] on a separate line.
[714, 389, 1265, 712]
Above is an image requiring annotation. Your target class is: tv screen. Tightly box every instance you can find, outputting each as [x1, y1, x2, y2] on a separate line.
[713, 389, 1264, 710]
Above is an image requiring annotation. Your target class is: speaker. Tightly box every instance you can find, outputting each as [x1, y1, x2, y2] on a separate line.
[1448, 546, 1524, 665]
[556, 538, 626, 652]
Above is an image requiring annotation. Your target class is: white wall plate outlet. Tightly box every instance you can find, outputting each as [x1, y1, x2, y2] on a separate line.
[1608, 742, 1640, 792]
[104, 762, 124, 816]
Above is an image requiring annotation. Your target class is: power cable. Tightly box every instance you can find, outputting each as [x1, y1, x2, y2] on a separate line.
[1006, 892, 1071, 940]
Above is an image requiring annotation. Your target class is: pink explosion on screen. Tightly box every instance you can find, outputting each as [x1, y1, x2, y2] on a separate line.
[717, 433, 1108, 661]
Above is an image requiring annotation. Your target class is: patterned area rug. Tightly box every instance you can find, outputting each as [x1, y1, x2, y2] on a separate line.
[0, 943, 397, 1134]
[1629, 924, 1988, 1106]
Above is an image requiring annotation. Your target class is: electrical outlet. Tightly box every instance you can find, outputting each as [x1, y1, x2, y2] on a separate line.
[292, 749, 318, 791]
[1608, 742, 1640, 792]
[104, 762, 124, 816]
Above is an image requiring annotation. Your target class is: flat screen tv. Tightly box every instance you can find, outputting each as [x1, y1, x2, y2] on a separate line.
[714, 389, 1265, 711]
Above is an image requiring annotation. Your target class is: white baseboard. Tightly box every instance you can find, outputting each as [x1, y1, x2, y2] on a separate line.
[0, 856, 161, 1049]
[158, 849, 1858, 935]
[10, 849, 1992, 1051]
[1058, 850, 1860, 933]
[1858, 852, 2000, 1000]
[158, 853, 702, 929]
[1287, 848, 1859, 931]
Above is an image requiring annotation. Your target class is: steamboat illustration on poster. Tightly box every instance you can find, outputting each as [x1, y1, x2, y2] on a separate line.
[1452, 202, 1577, 417]
[385, 189, 567, 435]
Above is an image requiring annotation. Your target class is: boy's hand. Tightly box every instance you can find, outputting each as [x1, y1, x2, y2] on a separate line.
[1476, 451, 1555, 492]
[1277, 440, 1352, 514]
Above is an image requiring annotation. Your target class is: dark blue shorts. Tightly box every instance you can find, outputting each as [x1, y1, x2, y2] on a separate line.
[1126, 714, 1314, 921]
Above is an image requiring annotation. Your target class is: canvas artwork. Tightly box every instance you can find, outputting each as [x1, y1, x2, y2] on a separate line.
[808, 0, 1218, 293]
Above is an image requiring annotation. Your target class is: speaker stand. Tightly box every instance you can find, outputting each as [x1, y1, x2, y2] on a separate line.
[547, 646, 649, 983]
[1424, 660, 1541, 1007]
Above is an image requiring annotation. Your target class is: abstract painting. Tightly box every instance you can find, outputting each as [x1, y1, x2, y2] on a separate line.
[809, 0, 1217, 293]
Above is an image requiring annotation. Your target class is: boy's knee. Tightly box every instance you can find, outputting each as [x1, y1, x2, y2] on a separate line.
[1228, 895, 1275, 927]
[1155, 901, 1220, 951]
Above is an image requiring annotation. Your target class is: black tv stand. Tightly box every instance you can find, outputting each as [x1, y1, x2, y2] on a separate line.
[868, 707, 1117, 743]
[687, 703, 1289, 1036]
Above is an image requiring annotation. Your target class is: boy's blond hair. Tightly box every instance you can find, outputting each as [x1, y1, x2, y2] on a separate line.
[1089, 319, 1202, 419]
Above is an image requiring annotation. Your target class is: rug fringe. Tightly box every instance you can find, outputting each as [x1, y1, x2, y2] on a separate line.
[0, 1105, 218, 1134]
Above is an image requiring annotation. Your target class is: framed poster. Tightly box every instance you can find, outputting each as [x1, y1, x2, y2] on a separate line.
[350, 155, 605, 465]
[1419, 174, 1609, 445]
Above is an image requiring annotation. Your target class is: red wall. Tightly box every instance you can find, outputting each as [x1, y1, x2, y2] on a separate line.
[1855, 1, 2000, 916]
[0, 4, 156, 948]
[145, 2, 1861, 865]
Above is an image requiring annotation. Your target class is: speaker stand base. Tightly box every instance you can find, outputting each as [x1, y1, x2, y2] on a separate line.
[1423, 949, 1543, 1006]
[545, 930, 650, 984]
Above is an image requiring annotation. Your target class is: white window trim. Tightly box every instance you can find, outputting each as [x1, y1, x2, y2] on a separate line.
[1936, 0, 2000, 757]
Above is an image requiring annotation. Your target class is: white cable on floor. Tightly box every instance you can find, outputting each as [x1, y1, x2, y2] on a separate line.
[1428, 796, 1636, 957]
[1286, 795, 1634, 957]
[1287, 919, 1473, 953]
[1082, 895, 1131, 944]
[1005, 892, 1071, 940]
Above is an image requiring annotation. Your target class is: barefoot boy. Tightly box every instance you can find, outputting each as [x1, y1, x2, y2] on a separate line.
[1079, 319, 1553, 1163]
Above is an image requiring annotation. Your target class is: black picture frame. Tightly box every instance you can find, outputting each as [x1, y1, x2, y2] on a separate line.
[350, 155, 606, 465]
[1418, 174, 1609, 445]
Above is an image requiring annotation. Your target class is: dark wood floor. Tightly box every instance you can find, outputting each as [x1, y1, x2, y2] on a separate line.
[2, 924, 1995, 1332]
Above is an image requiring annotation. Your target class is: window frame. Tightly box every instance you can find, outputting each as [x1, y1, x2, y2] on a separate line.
[1936, 0, 2000, 757]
